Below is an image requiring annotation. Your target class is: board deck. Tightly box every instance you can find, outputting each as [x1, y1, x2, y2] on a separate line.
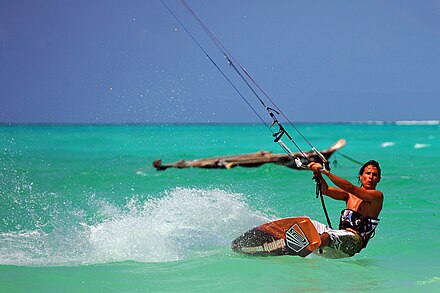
[231, 217, 321, 257]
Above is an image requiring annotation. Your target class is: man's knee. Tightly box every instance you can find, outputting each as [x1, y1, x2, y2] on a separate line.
[319, 232, 330, 247]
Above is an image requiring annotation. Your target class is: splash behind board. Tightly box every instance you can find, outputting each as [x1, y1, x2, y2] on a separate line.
[231, 217, 321, 257]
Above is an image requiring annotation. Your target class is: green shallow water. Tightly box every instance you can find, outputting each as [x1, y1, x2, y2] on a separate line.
[1, 124, 439, 292]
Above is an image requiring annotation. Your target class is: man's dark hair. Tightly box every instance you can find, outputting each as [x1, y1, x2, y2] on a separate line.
[359, 160, 381, 178]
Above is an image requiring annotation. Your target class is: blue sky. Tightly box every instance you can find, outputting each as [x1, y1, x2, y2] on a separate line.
[1, 0, 439, 123]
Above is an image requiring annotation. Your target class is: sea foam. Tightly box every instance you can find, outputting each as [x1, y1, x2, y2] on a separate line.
[381, 142, 395, 148]
[0, 188, 269, 266]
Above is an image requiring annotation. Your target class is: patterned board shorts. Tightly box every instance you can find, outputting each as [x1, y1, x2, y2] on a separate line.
[311, 220, 363, 258]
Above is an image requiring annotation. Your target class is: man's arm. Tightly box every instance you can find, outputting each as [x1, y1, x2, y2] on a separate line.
[321, 169, 383, 204]
[308, 163, 382, 204]
[317, 174, 350, 201]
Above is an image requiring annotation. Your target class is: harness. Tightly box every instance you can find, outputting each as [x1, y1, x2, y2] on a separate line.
[339, 209, 380, 248]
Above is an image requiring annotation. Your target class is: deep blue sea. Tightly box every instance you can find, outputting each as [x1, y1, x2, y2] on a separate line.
[1, 123, 439, 292]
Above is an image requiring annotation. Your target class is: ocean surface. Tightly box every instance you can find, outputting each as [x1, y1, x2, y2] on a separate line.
[1, 123, 439, 292]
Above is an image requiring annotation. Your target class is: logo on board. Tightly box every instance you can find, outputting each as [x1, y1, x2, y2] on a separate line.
[285, 223, 309, 252]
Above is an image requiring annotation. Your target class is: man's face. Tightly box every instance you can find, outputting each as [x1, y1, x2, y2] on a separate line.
[360, 165, 381, 190]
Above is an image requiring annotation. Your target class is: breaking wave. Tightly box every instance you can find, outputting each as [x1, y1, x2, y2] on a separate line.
[381, 141, 395, 148]
[414, 143, 430, 149]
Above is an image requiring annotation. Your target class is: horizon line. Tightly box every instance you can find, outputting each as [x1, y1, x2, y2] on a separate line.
[1, 120, 439, 126]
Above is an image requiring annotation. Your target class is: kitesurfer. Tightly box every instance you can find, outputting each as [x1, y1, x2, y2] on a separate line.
[307, 160, 383, 256]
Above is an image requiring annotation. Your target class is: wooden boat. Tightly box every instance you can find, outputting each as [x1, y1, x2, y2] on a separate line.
[153, 139, 346, 171]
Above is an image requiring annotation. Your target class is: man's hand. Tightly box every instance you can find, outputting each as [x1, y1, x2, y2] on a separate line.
[308, 162, 324, 172]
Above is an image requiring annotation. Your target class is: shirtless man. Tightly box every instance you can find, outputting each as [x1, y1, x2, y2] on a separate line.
[307, 160, 383, 256]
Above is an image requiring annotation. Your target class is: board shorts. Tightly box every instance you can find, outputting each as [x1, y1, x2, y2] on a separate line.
[311, 220, 363, 258]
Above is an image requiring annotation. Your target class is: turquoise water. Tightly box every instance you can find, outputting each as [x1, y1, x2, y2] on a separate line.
[1, 123, 439, 292]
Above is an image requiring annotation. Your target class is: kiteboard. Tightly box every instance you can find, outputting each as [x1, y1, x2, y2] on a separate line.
[232, 216, 363, 258]
[231, 217, 321, 257]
